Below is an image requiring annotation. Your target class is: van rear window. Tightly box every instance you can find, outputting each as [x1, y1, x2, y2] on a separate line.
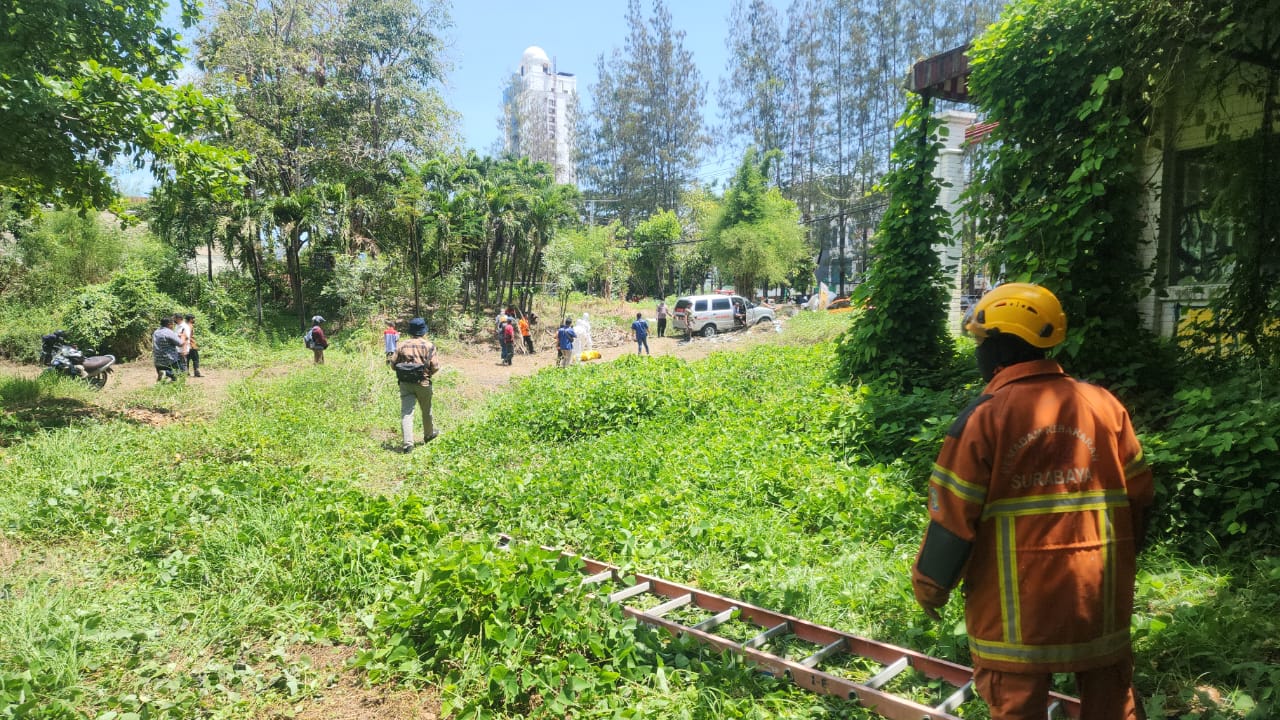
[675, 299, 692, 310]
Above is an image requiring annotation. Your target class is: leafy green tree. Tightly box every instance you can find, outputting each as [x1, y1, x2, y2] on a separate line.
[770, 0, 1005, 293]
[630, 210, 681, 297]
[196, 0, 451, 329]
[579, 0, 707, 224]
[705, 149, 807, 298]
[0, 0, 240, 210]
[145, 179, 226, 284]
[545, 223, 632, 310]
[836, 96, 952, 387]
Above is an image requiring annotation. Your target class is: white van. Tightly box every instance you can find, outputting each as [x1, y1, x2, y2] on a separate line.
[672, 294, 776, 337]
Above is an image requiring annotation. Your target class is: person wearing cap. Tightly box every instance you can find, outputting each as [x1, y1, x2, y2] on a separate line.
[909, 283, 1153, 719]
[309, 316, 329, 364]
[391, 317, 441, 453]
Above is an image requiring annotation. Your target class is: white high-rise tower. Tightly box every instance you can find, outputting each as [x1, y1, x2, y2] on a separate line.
[503, 46, 577, 185]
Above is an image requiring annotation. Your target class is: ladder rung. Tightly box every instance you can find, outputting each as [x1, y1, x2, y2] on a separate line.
[645, 593, 694, 618]
[609, 581, 651, 603]
[743, 622, 790, 650]
[799, 639, 845, 668]
[581, 569, 614, 586]
[935, 679, 973, 712]
[865, 656, 910, 690]
[693, 607, 737, 632]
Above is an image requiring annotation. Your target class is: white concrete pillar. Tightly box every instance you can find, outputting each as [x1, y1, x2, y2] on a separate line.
[933, 110, 977, 334]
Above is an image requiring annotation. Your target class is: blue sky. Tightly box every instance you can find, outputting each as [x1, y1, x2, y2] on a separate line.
[135, 0, 774, 194]
[445, 2, 743, 146]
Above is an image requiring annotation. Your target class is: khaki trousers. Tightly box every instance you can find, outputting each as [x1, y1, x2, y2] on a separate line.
[399, 381, 434, 445]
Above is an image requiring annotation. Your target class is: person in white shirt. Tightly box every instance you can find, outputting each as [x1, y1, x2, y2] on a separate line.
[174, 313, 192, 374]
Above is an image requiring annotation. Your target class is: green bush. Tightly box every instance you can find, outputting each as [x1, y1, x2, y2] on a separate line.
[357, 540, 660, 718]
[7, 210, 127, 306]
[60, 265, 181, 360]
[1144, 373, 1280, 551]
[485, 355, 695, 443]
[824, 381, 960, 472]
[0, 304, 55, 362]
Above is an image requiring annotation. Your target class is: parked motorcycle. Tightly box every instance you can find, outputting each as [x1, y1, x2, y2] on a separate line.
[40, 331, 116, 389]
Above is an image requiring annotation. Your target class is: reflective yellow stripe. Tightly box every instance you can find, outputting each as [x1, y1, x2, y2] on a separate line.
[1101, 508, 1116, 634]
[997, 516, 1021, 643]
[931, 464, 987, 505]
[982, 489, 1129, 520]
[970, 630, 1131, 666]
[1124, 450, 1149, 481]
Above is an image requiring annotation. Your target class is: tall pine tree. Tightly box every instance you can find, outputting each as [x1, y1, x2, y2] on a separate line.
[578, 0, 706, 226]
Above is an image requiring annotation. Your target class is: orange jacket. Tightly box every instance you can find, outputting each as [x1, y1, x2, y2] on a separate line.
[912, 359, 1153, 673]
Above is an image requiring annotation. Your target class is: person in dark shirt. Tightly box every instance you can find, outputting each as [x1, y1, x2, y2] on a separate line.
[556, 319, 576, 368]
[631, 312, 650, 355]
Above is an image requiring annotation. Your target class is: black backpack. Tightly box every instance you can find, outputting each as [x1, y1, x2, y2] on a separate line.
[394, 362, 427, 383]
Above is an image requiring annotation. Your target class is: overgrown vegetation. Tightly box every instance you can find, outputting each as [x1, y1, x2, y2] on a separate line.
[836, 95, 954, 387]
[1, 325, 1276, 718]
[964, 0, 1280, 379]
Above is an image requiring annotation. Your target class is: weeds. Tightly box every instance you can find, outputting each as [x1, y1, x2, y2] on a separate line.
[0, 334, 1275, 719]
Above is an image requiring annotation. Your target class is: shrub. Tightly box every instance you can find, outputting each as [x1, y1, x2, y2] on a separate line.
[60, 265, 181, 360]
[356, 540, 660, 718]
[1144, 373, 1280, 552]
[485, 355, 695, 443]
[826, 380, 962, 472]
[9, 210, 127, 305]
[0, 304, 55, 362]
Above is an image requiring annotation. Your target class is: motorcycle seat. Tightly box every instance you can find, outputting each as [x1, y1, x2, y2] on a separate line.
[82, 356, 114, 373]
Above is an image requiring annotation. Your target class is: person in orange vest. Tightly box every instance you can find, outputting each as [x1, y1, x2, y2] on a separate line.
[518, 313, 533, 354]
[910, 283, 1153, 720]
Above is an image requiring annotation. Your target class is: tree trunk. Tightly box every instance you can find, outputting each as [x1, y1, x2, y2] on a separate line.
[286, 224, 306, 330]
[252, 225, 266, 328]
[503, 242, 520, 308]
[206, 227, 215, 283]
[411, 219, 422, 316]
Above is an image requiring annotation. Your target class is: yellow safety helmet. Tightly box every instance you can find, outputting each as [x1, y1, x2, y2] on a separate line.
[965, 283, 1067, 349]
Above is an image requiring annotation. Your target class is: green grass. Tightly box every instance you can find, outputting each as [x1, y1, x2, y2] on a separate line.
[0, 333, 1276, 719]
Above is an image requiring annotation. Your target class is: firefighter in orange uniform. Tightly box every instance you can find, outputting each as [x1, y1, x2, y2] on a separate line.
[911, 283, 1152, 719]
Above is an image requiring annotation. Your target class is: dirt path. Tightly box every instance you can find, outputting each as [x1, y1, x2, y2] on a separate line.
[1, 319, 787, 428]
[442, 319, 782, 396]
